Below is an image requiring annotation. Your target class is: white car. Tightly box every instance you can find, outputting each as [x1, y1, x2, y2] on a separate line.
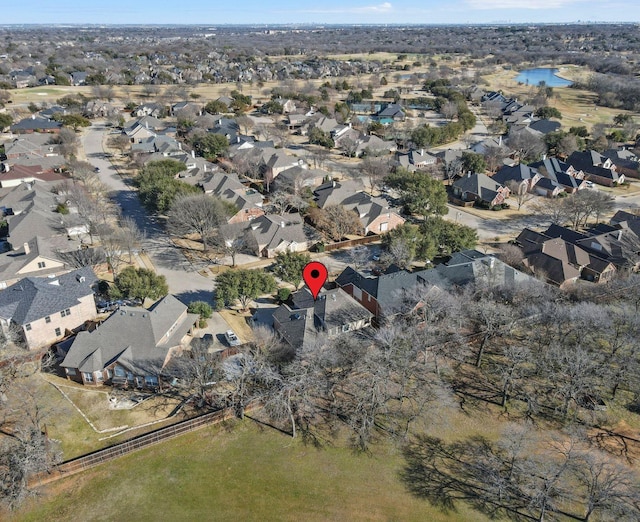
[224, 330, 241, 346]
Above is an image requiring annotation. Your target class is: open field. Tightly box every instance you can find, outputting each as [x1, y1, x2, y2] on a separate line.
[12, 420, 493, 522]
[482, 65, 636, 131]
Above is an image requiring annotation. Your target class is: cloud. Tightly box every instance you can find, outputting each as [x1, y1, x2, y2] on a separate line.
[301, 2, 393, 14]
[466, 0, 581, 8]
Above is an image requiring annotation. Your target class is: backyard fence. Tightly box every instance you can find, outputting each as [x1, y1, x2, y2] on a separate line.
[29, 402, 260, 488]
[323, 235, 380, 252]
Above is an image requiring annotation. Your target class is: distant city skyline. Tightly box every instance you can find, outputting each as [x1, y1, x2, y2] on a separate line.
[3, 1, 639, 25]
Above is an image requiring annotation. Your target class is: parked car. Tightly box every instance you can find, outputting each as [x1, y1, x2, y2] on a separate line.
[224, 330, 241, 346]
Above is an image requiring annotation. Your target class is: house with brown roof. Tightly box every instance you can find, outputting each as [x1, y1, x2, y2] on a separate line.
[515, 226, 619, 285]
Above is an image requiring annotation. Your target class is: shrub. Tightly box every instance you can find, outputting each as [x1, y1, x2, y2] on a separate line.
[188, 301, 213, 320]
[277, 288, 291, 302]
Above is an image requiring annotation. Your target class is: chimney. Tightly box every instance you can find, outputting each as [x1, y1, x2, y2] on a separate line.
[280, 220, 285, 228]
[191, 150, 195, 158]
[542, 153, 547, 160]
[617, 230, 623, 241]
[420, 149, 424, 155]
[498, 135, 502, 147]
[145, 121, 149, 129]
[23, 242, 30, 254]
[467, 171, 471, 178]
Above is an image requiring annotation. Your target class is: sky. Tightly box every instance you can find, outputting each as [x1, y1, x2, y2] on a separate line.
[1, 0, 638, 25]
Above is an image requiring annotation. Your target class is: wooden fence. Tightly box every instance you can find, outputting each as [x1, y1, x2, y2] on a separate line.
[29, 403, 258, 487]
[323, 235, 380, 252]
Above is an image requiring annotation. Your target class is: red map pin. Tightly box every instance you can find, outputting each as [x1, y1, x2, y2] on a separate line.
[303, 261, 328, 300]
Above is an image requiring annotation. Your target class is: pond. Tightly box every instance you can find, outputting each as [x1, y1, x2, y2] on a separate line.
[514, 68, 573, 87]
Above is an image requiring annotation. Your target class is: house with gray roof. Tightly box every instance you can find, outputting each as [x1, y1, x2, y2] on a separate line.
[451, 172, 510, 208]
[273, 287, 373, 349]
[61, 294, 198, 388]
[567, 150, 624, 187]
[10, 116, 62, 134]
[200, 172, 265, 224]
[0, 266, 97, 349]
[0, 236, 67, 289]
[244, 213, 315, 258]
[493, 164, 541, 193]
[395, 149, 437, 172]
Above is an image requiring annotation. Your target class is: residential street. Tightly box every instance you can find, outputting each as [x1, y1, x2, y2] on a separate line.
[82, 124, 235, 337]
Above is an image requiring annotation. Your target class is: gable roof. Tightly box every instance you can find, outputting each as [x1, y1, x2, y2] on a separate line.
[0, 266, 96, 325]
[452, 173, 506, 203]
[247, 213, 311, 252]
[313, 179, 366, 208]
[61, 295, 198, 374]
[493, 164, 539, 185]
[528, 119, 561, 135]
[274, 287, 372, 347]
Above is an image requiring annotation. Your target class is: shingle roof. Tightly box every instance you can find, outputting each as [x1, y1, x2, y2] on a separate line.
[0, 266, 96, 325]
[61, 295, 198, 374]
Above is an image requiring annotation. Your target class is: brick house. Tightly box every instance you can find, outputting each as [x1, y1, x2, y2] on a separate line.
[0, 266, 97, 349]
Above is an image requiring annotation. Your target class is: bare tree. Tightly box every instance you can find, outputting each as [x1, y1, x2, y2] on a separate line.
[507, 180, 534, 211]
[235, 115, 254, 136]
[166, 195, 229, 252]
[360, 157, 390, 194]
[213, 223, 247, 267]
[508, 128, 546, 162]
[441, 101, 459, 121]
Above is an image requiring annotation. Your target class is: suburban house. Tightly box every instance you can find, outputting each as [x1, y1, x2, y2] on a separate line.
[3, 133, 67, 171]
[314, 179, 405, 234]
[377, 103, 406, 122]
[0, 164, 66, 188]
[133, 102, 164, 118]
[0, 236, 67, 289]
[515, 226, 620, 285]
[529, 158, 587, 195]
[124, 117, 162, 143]
[354, 134, 397, 157]
[451, 173, 510, 207]
[273, 287, 373, 349]
[493, 164, 542, 193]
[274, 165, 329, 193]
[434, 250, 539, 288]
[263, 150, 304, 188]
[337, 251, 537, 320]
[336, 265, 432, 320]
[244, 213, 315, 258]
[396, 149, 438, 172]
[60, 295, 199, 388]
[567, 150, 624, 187]
[10, 116, 62, 134]
[200, 172, 265, 223]
[0, 266, 97, 349]
[602, 148, 640, 179]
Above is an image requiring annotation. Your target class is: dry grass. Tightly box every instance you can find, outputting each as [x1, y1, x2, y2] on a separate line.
[12, 420, 494, 522]
[218, 308, 254, 343]
[482, 64, 635, 131]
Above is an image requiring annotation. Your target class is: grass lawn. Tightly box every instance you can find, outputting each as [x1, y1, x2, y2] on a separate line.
[12, 420, 492, 522]
[482, 65, 635, 131]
